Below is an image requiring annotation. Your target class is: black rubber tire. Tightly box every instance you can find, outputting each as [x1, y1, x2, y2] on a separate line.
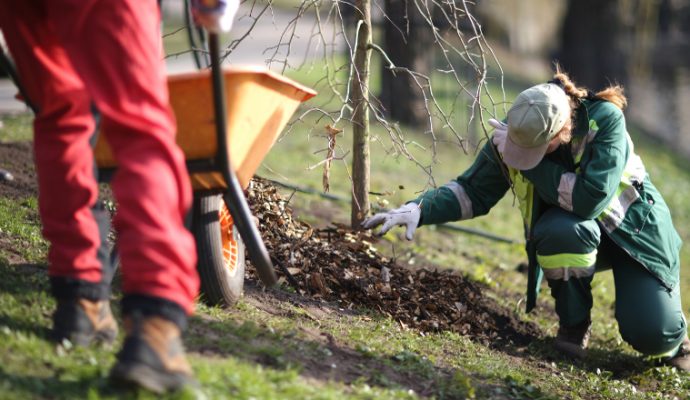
[193, 194, 246, 306]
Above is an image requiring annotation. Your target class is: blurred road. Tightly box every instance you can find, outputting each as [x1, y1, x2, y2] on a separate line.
[1, 4, 338, 113]
[168, 6, 339, 73]
[0, 79, 27, 114]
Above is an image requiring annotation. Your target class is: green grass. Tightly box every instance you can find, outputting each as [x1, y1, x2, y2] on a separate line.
[0, 113, 33, 143]
[0, 197, 47, 263]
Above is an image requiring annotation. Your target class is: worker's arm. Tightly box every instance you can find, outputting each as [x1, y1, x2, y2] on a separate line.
[520, 102, 628, 220]
[362, 136, 510, 239]
[412, 140, 511, 226]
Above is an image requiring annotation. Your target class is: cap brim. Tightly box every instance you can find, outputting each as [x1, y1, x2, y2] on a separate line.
[502, 134, 549, 170]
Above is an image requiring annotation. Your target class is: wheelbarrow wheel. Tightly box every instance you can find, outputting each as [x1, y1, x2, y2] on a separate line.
[193, 194, 246, 306]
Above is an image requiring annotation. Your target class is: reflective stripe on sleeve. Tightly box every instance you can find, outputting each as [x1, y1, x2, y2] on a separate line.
[537, 251, 597, 281]
[444, 181, 473, 220]
[598, 185, 640, 233]
[597, 132, 647, 232]
[557, 172, 576, 212]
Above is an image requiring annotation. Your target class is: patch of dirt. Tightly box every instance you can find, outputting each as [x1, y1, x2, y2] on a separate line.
[0, 141, 37, 200]
[246, 178, 544, 348]
[0, 236, 27, 264]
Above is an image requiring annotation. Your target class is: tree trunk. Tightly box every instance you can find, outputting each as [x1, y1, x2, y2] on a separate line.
[380, 0, 434, 128]
[350, 0, 372, 228]
[555, 0, 628, 89]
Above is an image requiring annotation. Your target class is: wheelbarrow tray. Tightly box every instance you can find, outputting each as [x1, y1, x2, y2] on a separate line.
[94, 66, 316, 189]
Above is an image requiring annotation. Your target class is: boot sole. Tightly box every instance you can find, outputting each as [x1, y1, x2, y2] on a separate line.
[109, 361, 191, 394]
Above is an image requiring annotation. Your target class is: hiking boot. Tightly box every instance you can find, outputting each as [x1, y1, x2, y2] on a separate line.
[109, 312, 195, 393]
[665, 337, 690, 372]
[52, 298, 118, 347]
[554, 319, 592, 359]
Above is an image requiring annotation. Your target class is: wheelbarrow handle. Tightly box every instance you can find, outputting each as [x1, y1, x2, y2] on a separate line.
[208, 33, 278, 287]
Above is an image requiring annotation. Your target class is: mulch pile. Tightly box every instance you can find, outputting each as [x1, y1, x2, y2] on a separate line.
[247, 178, 543, 346]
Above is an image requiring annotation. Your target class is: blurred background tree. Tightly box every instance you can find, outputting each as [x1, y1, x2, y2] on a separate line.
[379, 0, 434, 128]
[556, 0, 629, 89]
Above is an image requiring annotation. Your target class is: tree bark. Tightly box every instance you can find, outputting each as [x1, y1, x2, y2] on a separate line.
[555, 0, 628, 89]
[380, 0, 434, 128]
[350, 0, 372, 228]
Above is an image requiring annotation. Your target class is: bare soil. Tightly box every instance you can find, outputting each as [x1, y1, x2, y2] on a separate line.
[0, 141, 37, 200]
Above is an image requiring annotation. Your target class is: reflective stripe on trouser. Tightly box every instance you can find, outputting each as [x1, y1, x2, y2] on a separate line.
[537, 252, 597, 281]
[0, 0, 199, 314]
[534, 208, 686, 356]
[533, 209, 600, 328]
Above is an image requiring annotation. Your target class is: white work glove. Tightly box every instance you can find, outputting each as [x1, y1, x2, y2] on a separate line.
[489, 118, 508, 154]
[191, 0, 240, 33]
[361, 203, 421, 240]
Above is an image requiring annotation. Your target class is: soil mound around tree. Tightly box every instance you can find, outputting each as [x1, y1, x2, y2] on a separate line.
[247, 178, 543, 347]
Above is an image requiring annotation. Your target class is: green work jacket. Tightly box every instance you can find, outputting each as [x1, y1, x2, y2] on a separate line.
[413, 98, 682, 312]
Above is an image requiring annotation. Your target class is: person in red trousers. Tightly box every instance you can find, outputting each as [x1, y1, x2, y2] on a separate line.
[0, 0, 238, 393]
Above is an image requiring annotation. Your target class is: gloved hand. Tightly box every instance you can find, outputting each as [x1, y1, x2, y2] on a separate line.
[489, 118, 508, 153]
[191, 0, 240, 33]
[361, 203, 421, 240]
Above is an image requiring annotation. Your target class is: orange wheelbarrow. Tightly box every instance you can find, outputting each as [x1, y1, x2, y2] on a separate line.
[95, 34, 316, 305]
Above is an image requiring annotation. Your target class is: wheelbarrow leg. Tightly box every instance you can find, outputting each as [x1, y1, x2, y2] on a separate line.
[88, 107, 120, 286]
[208, 33, 278, 287]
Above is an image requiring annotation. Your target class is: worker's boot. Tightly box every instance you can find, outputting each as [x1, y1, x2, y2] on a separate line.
[665, 337, 690, 372]
[109, 311, 195, 393]
[554, 318, 591, 359]
[52, 298, 118, 347]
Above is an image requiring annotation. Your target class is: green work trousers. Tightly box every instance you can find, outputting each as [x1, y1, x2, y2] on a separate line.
[532, 208, 687, 356]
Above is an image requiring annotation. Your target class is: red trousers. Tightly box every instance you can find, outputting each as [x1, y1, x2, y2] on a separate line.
[0, 0, 199, 313]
